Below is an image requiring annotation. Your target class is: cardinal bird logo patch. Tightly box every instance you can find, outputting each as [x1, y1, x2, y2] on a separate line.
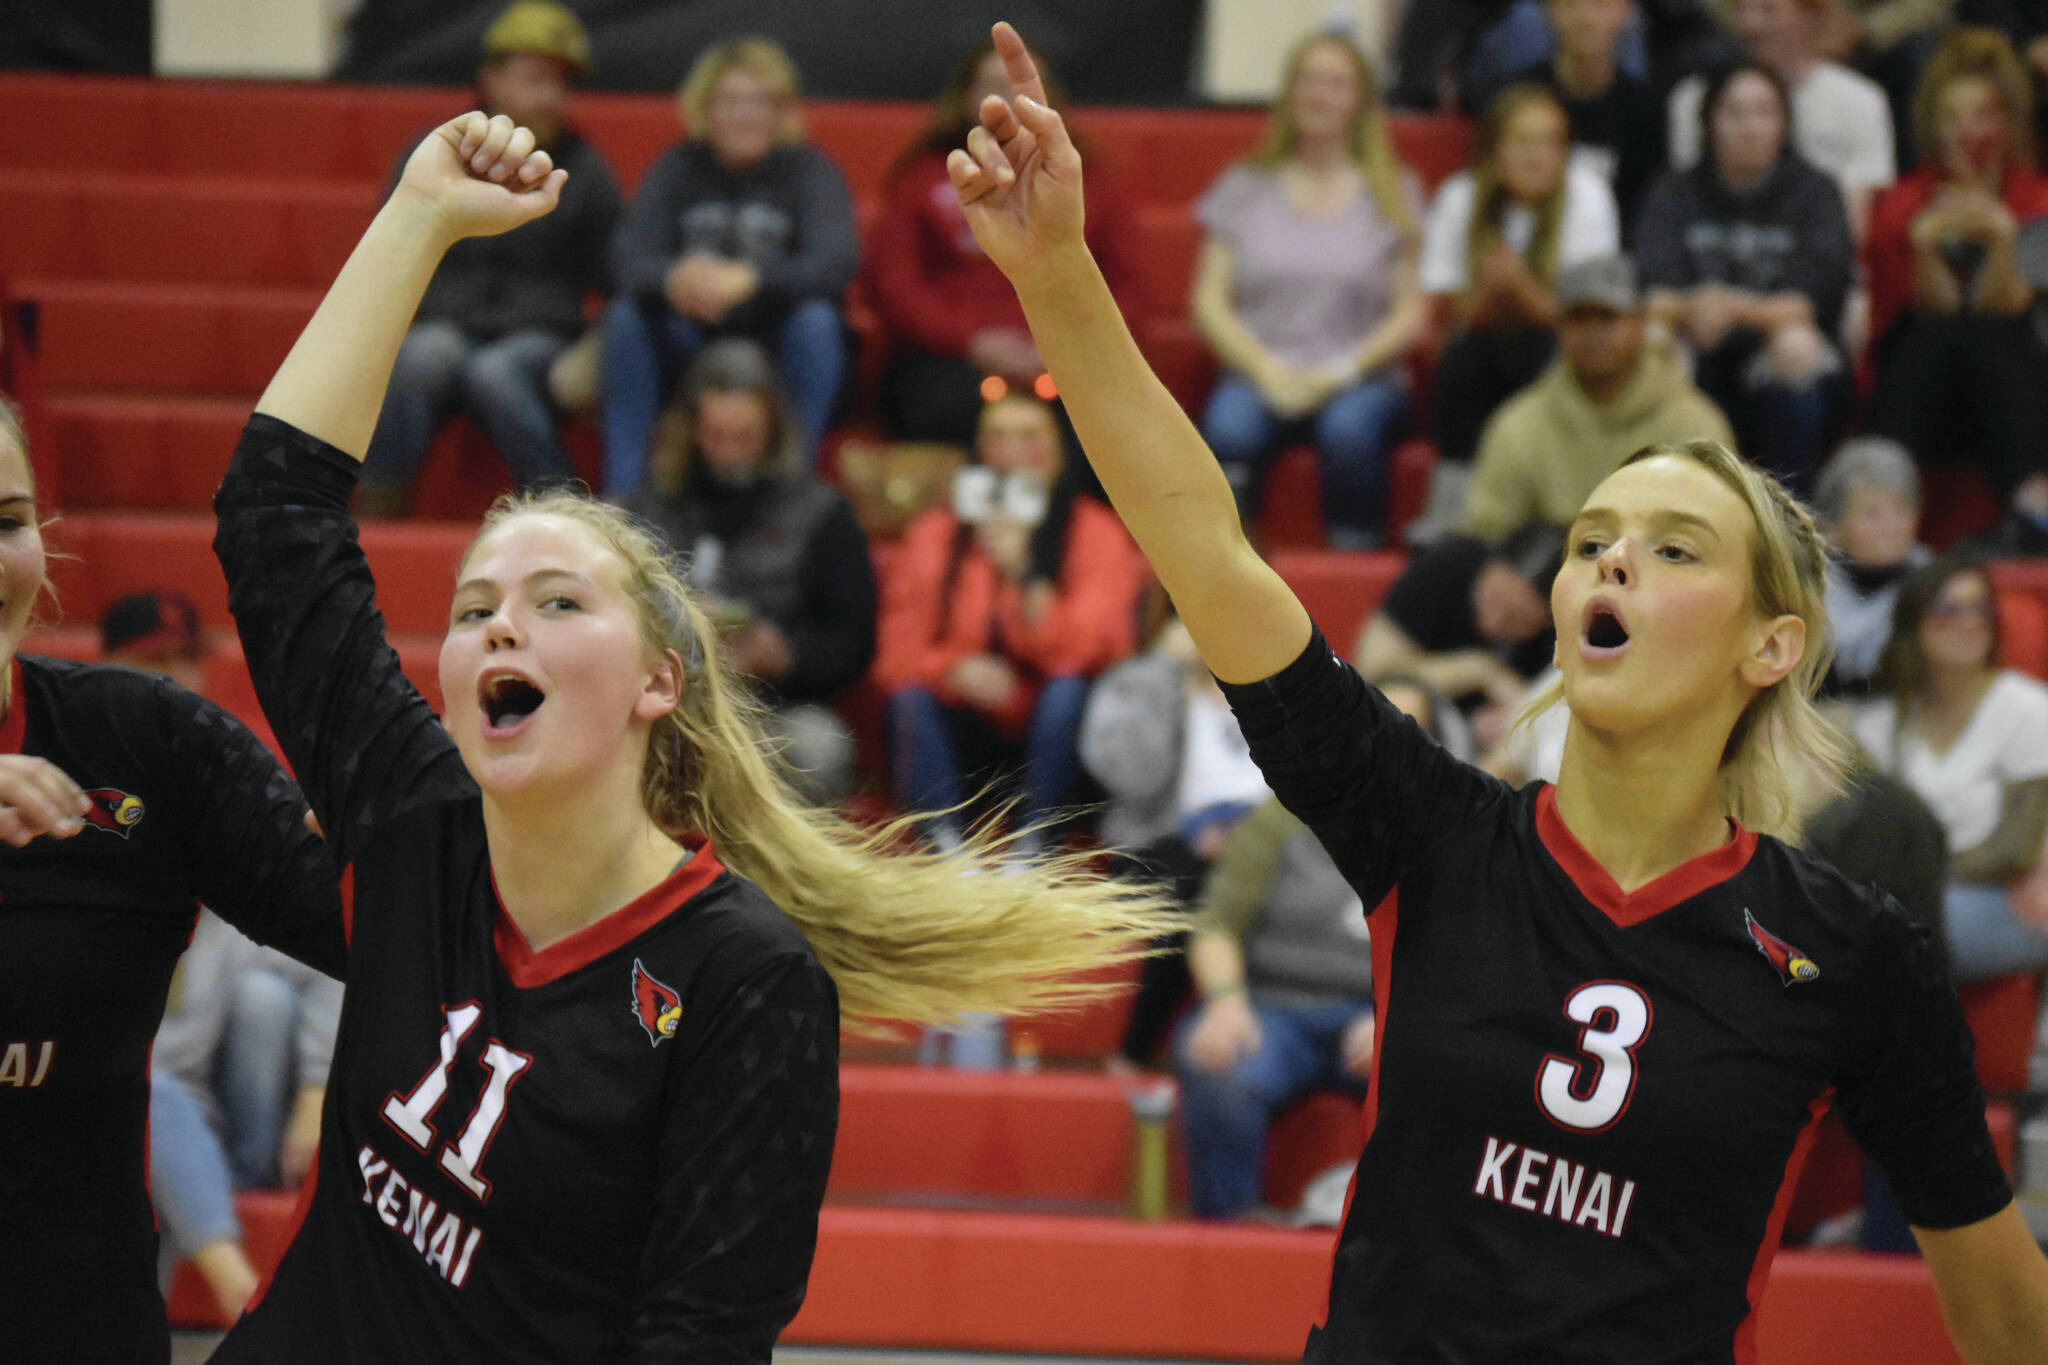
[631, 959, 684, 1046]
[1744, 908, 1820, 986]
[80, 788, 146, 838]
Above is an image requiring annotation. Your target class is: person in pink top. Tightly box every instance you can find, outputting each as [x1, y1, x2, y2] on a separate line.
[867, 35, 1146, 447]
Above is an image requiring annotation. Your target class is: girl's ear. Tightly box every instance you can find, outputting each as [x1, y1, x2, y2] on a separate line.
[1740, 614, 1807, 690]
[635, 647, 687, 722]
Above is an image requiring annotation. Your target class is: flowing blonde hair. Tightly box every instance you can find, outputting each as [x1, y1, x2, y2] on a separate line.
[1466, 84, 1570, 291]
[680, 37, 805, 144]
[463, 491, 1177, 1026]
[1914, 26, 2036, 174]
[1248, 31, 1416, 240]
[1517, 440, 1853, 840]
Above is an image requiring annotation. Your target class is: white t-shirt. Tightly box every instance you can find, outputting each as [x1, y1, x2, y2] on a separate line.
[1850, 671, 2048, 853]
[1668, 63, 1895, 199]
[1173, 685, 1269, 819]
[1418, 162, 1621, 295]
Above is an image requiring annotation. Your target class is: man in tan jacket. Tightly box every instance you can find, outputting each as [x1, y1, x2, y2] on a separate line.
[1461, 254, 1733, 542]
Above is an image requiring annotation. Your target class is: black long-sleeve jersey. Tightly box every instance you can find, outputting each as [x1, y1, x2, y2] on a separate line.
[0, 655, 345, 1365]
[211, 415, 840, 1363]
[1218, 631, 2009, 1365]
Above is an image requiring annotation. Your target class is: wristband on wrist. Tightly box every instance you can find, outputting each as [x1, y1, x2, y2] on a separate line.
[1205, 982, 1246, 1002]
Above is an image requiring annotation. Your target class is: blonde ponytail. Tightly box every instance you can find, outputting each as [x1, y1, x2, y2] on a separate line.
[470, 492, 1178, 1026]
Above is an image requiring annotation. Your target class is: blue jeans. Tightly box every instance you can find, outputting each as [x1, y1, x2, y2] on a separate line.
[362, 321, 574, 492]
[600, 294, 845, 496]
[888, 675, 1091, 844]
[149, 1068, 241, 1278]
[1201, 372, 1407, 546]
[1174, 999, 1371, 1220]
[1945, 882, 2048, 983]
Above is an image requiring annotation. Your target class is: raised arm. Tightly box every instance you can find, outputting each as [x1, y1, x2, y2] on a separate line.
[949, 23, 1310, 684]
[255, 113, 565, 454]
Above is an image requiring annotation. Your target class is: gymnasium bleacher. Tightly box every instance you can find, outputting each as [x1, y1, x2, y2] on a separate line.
[3, 71, 2044, 1364]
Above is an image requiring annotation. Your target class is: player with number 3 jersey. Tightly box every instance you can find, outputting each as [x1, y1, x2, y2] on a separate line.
[207, 111, 1171, 1362]
[950, 19, 2048, 1361]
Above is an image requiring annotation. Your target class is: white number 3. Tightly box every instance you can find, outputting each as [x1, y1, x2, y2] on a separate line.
[1536, 982, 1652, 1133]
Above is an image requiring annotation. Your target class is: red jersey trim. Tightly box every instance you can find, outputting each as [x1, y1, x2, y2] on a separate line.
[1732, 1090, 1834, 1365]
[0, 658, 26, 754]
[491, 835, 724, 989]
[1535, 785, 1758, 927]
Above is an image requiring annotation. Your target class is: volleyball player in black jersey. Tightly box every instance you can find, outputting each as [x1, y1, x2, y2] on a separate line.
[206, 112, 1169, 1361]
[0, 402, 343, 1364]
[950, 22, 2048, 1362]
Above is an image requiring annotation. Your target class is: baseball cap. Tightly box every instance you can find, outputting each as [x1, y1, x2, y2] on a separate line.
[481, 0, 594, 76]
[100, 591, 203, 661]
[1555, 254, 1639, 314]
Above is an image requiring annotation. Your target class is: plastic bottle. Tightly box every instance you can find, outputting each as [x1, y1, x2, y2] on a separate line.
[1129, 1078, 1175, 1220]
[1010, 1028, 1040, 1074]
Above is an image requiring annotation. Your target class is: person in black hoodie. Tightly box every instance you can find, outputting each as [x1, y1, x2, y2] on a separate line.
[601, 38, 858, 498]
[357, 0, 621, 517]
[1634, 60, 1855, 487]
[628, 339, 875, 805]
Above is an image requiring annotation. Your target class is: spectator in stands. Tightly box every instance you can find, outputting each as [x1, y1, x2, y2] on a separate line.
[1460, 254, 1734, 540]
[868, 35, 1145, 448]
[876, 393, 1148, 853]
[1354, 520, 1566, 749]
[1855, 556, 2048, 980]
[97, 595, 340, 1323]
[1961, 0, 2048, 149]
[1418, 84, 1620, 538]
[1814, 437, 1931, 696]
[1672, 0, 1896, 241]
[603, 38, 856, 496]
[1482, 0, 1668, 230]
[627, 340, 874, 805]
[100, 589, 205, 693]
[1173, 675, 1458, 1220]
[1080, 615, 1273, 1070]
[1637, 63, 1854, 485]
[357, 0, 620, 518]
[1808, 0, 1960, 164]
[150, 911, 340, 1322]
[1192, 30, 1427, 550]
[1865, 27, 2048, 550]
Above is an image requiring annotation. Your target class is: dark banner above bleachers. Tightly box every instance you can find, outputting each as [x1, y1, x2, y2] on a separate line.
[341, 0, 1202, 105]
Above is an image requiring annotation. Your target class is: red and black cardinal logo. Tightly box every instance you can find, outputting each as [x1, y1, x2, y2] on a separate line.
[631, 958, 683, 1046]
[80, 788, 146, 838]
[1744, 908, 1820, 986]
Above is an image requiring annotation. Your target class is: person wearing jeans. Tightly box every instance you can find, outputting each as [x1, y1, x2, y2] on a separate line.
[357, 1, 622, 515]
[1201, 374, 1409, 549]
[601, 37, 857, 497]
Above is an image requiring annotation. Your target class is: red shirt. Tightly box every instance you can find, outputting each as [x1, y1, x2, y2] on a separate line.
[1864, 162, 2048, 341]
[866, 150, 1148, 357]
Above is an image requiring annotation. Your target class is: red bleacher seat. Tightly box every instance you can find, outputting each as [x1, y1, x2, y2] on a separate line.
[1959, 972, 2043, 1095]
[1269, 549, 1405, 652]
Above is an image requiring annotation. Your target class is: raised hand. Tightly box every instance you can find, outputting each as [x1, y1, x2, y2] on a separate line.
[394, 111, 568, 247]
[946, 22, 1086, 283]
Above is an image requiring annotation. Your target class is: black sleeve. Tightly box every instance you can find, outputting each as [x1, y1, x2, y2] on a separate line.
[213, 415, 474, 869]
[1630, 172, 1696, 289]
[1833, 897, 2013, 1231]
[152, 679, 348, 978]
[1380, 536, 1486, 653]
[613, 147, 686, 303]
[777, 498, 876, 703]
[1781, 168, 1856, 338]
[627, 951, 839, 1363]
[753, 149, 859, 306]
[1217, 628, 1507, 911]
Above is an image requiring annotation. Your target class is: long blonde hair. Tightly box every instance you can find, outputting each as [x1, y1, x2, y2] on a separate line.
[1914, 26, 2037, 174]
[465, 492, 1177, 1026]
[1248, 31, 1416, 240]
[1465, 84, 1570, 291]
[1519, 440, 1853, 841]
[680, 37, 805, 144]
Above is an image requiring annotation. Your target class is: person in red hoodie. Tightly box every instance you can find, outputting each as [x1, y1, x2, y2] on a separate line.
[867, 36, 1146, 447]
[877, 393, 1148, 851]
[1865, 26, 2048, 548]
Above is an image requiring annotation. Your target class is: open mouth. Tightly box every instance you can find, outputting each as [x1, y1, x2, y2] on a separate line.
[1580, 601, 1631, 660]
[479, 672, 547, 736]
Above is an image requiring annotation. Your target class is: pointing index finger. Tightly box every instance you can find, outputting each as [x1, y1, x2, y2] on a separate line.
[992, 21, 1048, 108]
